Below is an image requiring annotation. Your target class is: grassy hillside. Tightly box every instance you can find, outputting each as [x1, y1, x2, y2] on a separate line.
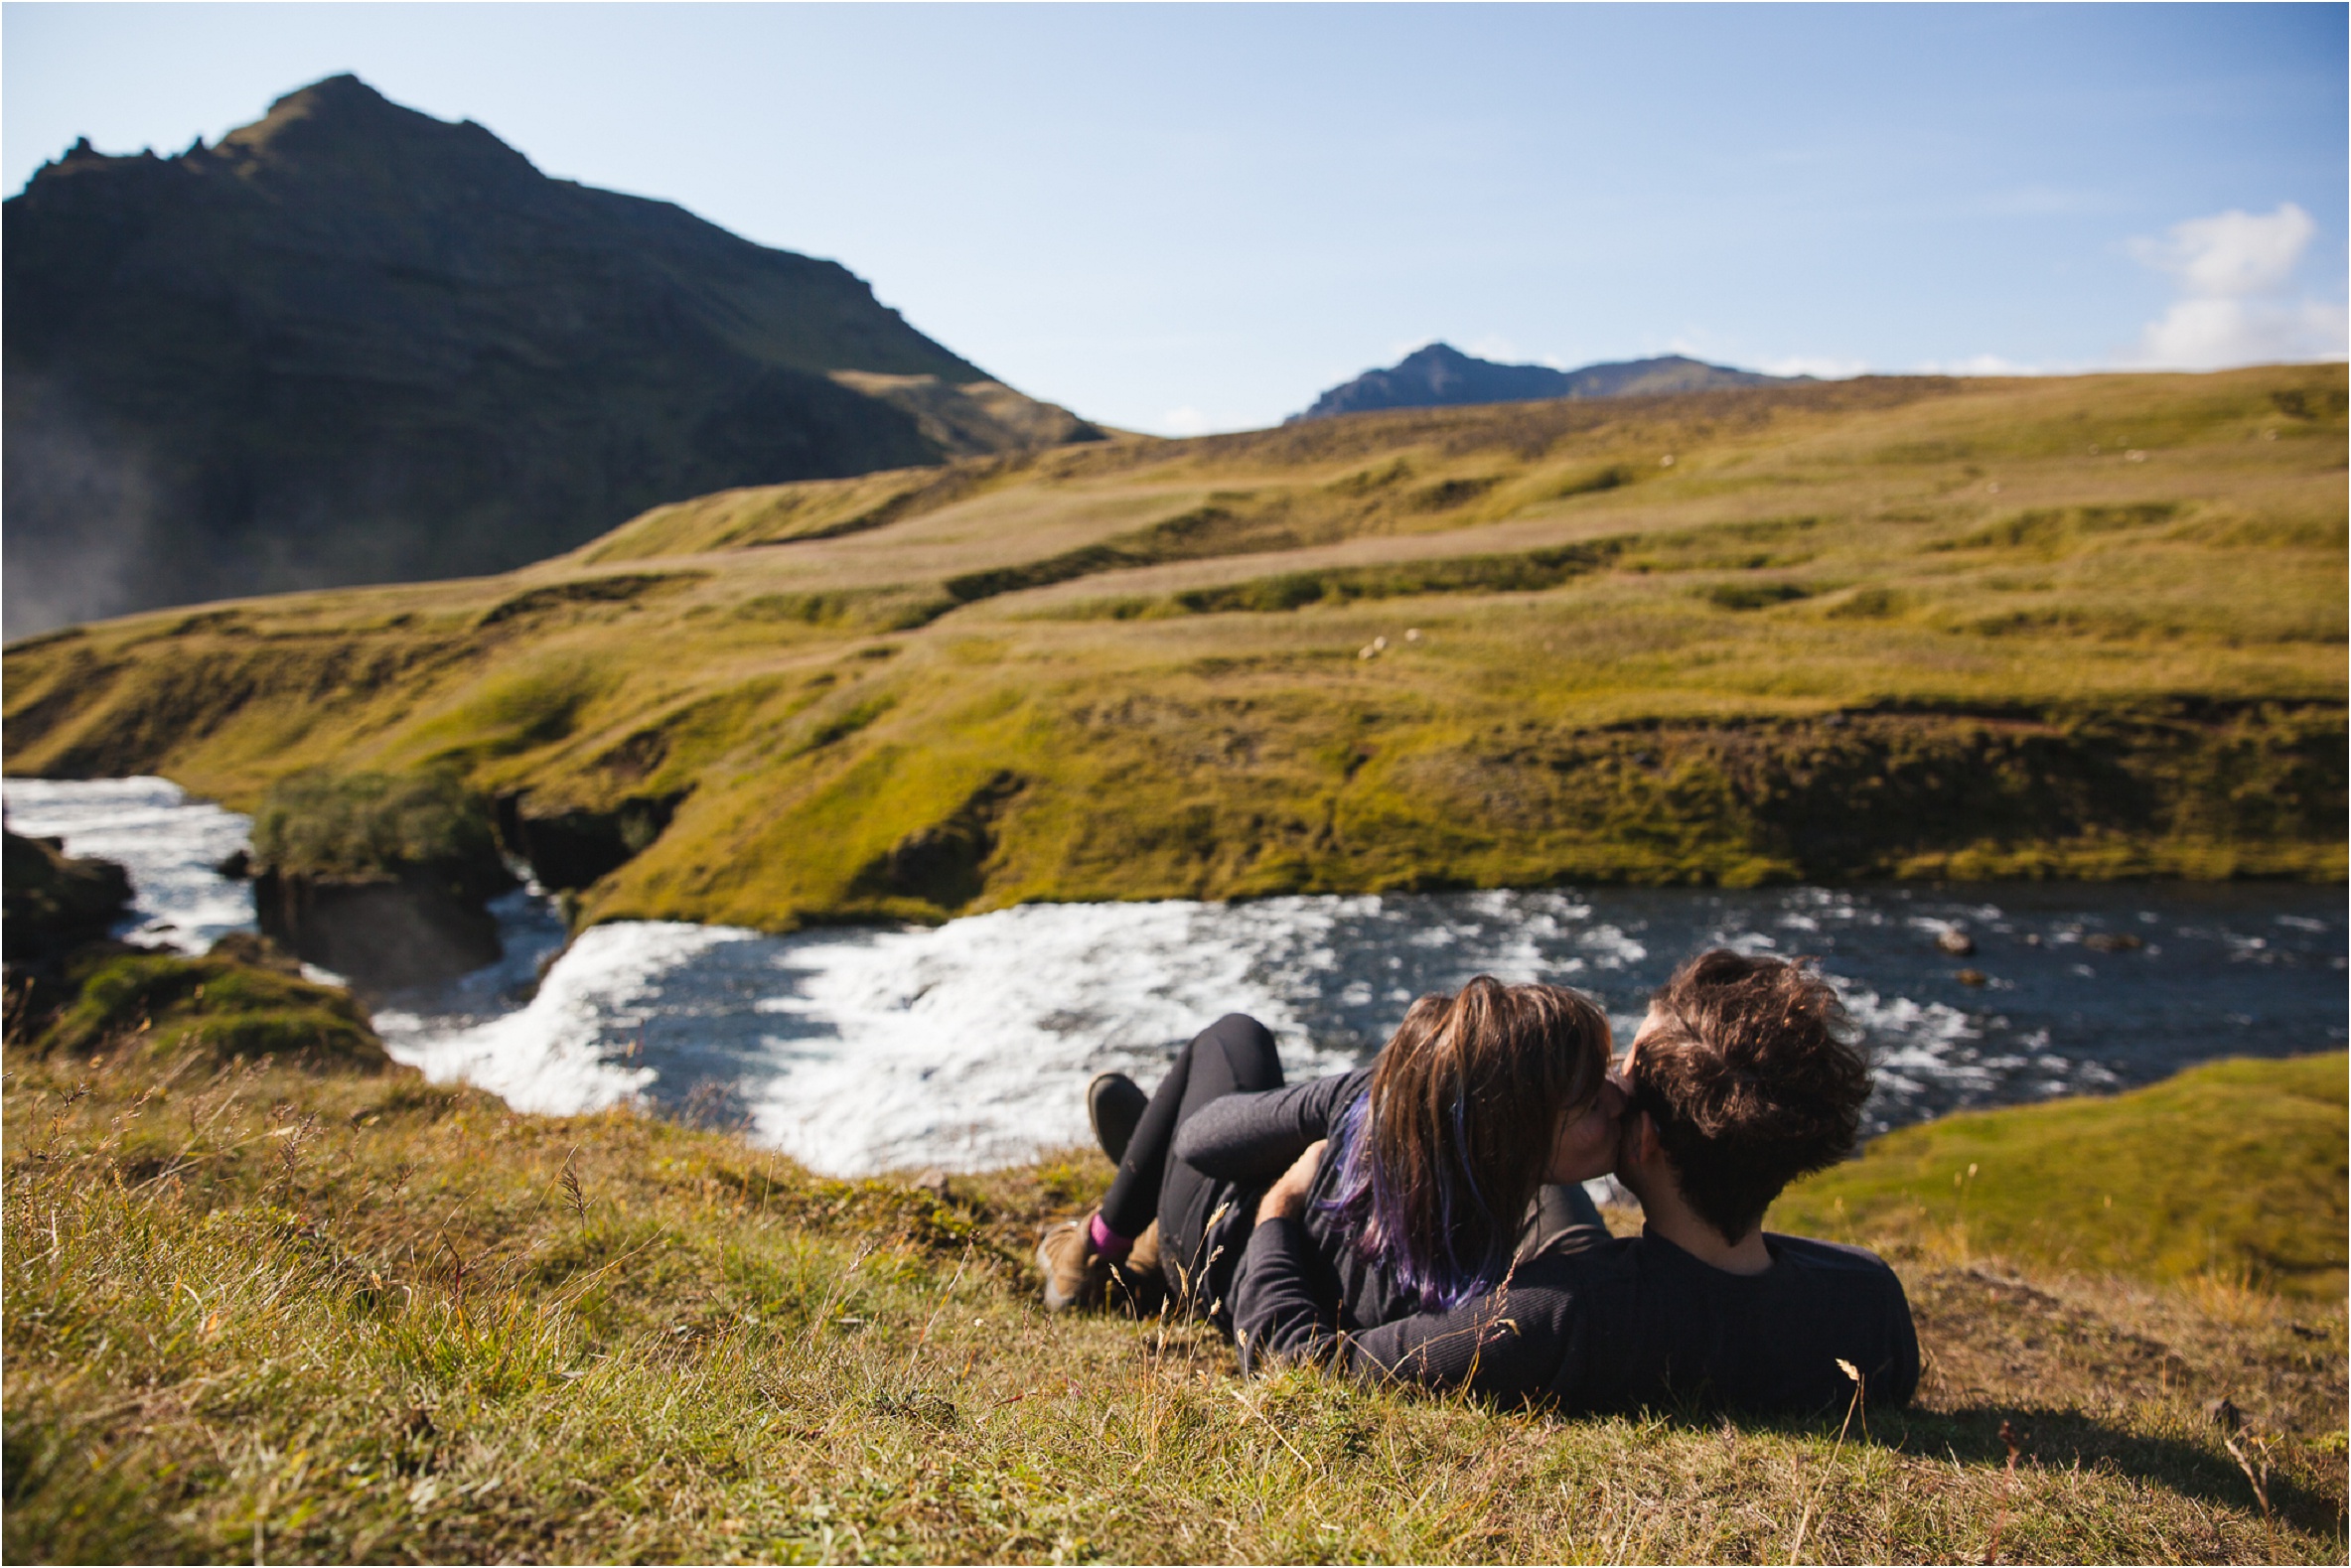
[1771, 1053, 2348, 1298]
[5, 364, 2343, 932]
[4, 979, 2343, 1563]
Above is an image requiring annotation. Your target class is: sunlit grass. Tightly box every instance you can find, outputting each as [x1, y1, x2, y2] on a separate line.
[1773, 1054, 2349, 1298]
[4, 1000, 2343, 1563]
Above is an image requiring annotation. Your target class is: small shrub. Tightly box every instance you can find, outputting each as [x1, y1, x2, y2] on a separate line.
[1940, 503, 2180, 556]
[477, 573, 700, 629]
[251, 771, 498, 881]
[734, 589, 952, 633]
[1827, 586, 1906, 620]
[1705, 580, 1813, 611]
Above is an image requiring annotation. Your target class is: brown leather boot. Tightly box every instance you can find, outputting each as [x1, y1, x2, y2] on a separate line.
[1036, 1215, 1165, 1315]
[1036, 1215, 1111, 1312]
[1111, 1220, 1166, 1317]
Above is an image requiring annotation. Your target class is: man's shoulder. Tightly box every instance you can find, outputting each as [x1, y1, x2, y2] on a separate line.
[1512, 1233, 1643, 1296]
[1512, 1229, 1909, 1299]
[1761, 1232, 1907, 1282]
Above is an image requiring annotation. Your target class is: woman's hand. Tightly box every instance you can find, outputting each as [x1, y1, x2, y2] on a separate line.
[1256, 1138, 1327, 1225]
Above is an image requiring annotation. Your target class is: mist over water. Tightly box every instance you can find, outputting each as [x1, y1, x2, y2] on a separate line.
[1, 378, 159, 637]
[10, 778, 2344, 1177]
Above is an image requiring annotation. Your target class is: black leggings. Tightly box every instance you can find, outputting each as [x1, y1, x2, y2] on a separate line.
[1100, 1013, 1281, 1313]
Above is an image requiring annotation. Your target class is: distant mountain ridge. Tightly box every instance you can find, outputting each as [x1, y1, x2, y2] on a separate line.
[1293, 342, 1796, 421]
[3, 74, 1097, 635]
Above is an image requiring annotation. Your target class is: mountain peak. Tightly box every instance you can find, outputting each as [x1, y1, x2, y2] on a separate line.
[1292, 344, 1795, 421]
[1396, 342, 1477, 366]
[269, 71, 383, 111]
[4, 74, 1088, 632]
[208, 71, 535, 185]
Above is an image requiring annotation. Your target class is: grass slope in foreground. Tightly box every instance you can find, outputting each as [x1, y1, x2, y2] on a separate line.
[4, 365, 2344, 932]
[2, 963, 2343, 1563]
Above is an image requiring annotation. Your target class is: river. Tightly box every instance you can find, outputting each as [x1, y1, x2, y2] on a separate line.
[7, 776, 2343, 1177]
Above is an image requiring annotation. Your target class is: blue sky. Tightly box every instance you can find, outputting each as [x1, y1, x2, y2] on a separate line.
[7, 3, 2345, 434]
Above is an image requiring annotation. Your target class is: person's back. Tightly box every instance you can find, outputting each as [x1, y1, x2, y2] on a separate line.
[1236, 1212, 1916, 1414]
[1575, 1230, 1915, 1413]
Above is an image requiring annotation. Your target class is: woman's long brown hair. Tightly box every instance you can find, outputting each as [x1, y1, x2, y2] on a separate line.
[1326, 976, 1612, 1308]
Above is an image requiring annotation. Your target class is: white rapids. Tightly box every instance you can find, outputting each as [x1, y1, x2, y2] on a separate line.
[8, 776, 2341, 1177]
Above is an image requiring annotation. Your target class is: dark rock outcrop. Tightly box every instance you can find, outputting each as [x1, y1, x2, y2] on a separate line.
[496, 790, 686, 892]
[253, 864, 505, 994]
[2, 828, 132, 970]
[247, 768, 516, 992]
[5, 73, 1097, 634]
[1292, 343, 1793, 422]
[851, 771, 1026, 911]
[206, 928, 305, 976]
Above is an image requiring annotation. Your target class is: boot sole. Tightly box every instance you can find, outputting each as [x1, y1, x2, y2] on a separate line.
[1087, 1071, 1148, 1165]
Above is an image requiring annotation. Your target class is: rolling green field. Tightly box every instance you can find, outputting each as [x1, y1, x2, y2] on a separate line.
[1773, 1053, 2349, 1298]
[3, 957, 2343, 1564]
[5, 364, 2343, 930]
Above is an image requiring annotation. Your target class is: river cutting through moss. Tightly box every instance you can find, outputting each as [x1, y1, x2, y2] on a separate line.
[7, 776, 2340, 1177]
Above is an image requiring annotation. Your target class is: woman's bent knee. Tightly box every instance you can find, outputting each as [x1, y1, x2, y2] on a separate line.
[1201, 1013, 1282, 1091]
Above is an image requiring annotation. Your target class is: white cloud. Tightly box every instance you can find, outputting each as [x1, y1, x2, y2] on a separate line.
[2136, 296, 2349, 369]
[1759, 355, 1869, 379]
[1911, 354, 2045, 376]
[2126, 204, 2346, 369]
[2130, 205, 2314, 297]
[1158, 406, 1213, 437]
[1464, 334, 1525, 364]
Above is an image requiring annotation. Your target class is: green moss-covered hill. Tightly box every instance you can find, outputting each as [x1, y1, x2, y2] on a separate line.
[1774, 1053, 2349, 1299]
[6, 364, 2344, 931]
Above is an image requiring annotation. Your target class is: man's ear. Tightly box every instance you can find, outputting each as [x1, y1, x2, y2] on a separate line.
[1622, 1109, 1659, 1168]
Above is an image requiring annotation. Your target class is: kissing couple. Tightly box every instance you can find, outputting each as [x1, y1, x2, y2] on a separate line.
[1037, 948, 1918, 1414]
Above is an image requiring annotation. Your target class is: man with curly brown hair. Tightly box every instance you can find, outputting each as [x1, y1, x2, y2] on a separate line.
[1235, 948, 1919, 1415]
[1616, 946, 1875, 1274]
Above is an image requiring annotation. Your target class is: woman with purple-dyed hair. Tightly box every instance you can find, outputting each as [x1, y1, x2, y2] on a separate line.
[1035, 977, 1622, 1335]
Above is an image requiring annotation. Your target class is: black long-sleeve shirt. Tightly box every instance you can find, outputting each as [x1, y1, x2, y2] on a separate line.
[1232, 1214, 1921, 1415]
[1170, 1068, 1424, 1330]
[1172, 1066, 1607, 1338]
[1170, 1066, 1371, 1181]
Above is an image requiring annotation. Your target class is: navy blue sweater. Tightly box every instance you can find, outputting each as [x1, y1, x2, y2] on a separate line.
[1232, 1214, 1920, 1414]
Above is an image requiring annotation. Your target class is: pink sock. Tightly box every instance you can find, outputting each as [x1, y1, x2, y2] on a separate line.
[1090, 1212, 1132, 1260]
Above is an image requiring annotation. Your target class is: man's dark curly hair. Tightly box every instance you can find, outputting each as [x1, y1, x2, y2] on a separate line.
[1626, 949, 1871, 1245]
